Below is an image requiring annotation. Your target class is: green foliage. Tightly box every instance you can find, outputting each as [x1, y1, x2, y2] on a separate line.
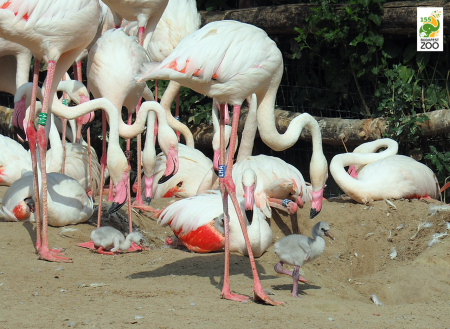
[424, 145, 450, 183]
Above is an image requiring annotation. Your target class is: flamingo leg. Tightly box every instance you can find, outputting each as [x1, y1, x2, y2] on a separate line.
[87, 126, 94, 201]
[219, 104, 282, 305]
[107, 177, 114, 201]
[36, 60, 71, 263]
[98, 111, 107, 228]
[61, 118, 67, 174]
[175, 90, 180, 141]
[291, 266, 301, 298]
[28, 59, 42, 253]
[134, 98, 143, 205]
[274, 261, 308, 283]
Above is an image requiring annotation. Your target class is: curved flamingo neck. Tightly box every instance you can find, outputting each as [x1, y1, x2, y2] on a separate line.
[236, 94, 257, 162]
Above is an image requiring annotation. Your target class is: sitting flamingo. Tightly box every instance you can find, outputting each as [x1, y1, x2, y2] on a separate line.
[330, 139, 440, 203]
[90, 226, 146, 255]
[158, 190, 273, 257]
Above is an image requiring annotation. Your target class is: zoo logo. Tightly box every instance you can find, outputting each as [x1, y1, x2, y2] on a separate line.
[419, 10, 441, 38]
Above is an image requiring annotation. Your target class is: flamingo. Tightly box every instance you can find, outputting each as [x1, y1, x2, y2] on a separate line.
[0, 0, 101, 262]
[0, 169, 94, 226]
[347, 138, 398, 178]
[138, 20, 328, 304]
[330, 140, 440, 203]
[273, 221, 334, 297]
[90, 226, 146, 255]
[13, 82, 102, 195]
[158, 190, 273, 257]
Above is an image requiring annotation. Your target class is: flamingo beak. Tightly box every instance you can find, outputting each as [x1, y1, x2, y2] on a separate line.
[310, 186, 325, 219]
[109, 172, 128, 214]
[347, 165, 358, 178]
[213, 150, 220, 174]
[243, 185, 255, 211]
[324, 230, 335, 240]
[158, 146, 178, 184]
[144, 175, 153, 204]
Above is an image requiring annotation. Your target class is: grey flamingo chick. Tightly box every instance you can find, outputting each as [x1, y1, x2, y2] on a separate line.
[274, 221, 334, 297]
[90, 227, 146, 255]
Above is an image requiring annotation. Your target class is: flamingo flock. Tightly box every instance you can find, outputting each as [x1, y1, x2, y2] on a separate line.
[0, 0, 442, 305]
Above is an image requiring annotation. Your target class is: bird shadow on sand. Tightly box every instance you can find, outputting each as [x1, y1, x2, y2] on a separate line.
[22, 221, 37, 246]
[271, 282, 321, 296]
[128, 252, 279, 289]
[269, 210, 300, 235]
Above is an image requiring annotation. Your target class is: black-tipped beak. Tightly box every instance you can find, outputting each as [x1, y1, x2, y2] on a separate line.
[145, 197, 151, 205]
[310, 208, 320, 219]
[81, 120, 93, 134]
[158, 173, 174, 184]
[109, 197, 127, 214]
[245, 209, 253, 224]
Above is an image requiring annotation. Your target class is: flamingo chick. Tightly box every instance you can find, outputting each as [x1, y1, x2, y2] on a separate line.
[274, 221, 334, 297]
[90, 226, 146, 255]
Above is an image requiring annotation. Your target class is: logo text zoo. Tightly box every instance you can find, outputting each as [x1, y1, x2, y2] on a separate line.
[417, 7, 443, 52]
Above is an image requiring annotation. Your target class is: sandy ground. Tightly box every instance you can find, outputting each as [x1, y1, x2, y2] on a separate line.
[1, 186, 450, 329]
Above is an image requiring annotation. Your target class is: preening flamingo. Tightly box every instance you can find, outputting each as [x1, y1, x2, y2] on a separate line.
[347, 138, 398, 178]
[0, 169, 94, 226]
[0, 0, 100, 262]
[90, 226, 146, 255]
[330, 140, 440, 203]
[158, 190, 273, 257]
[274, 221, 334, 297]
[137, 20, 322, 304]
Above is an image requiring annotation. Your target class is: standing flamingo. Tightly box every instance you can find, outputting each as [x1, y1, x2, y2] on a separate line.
[0, 0, 100, 262]
[137, 20, 320, 304]
[330, 140, 440, 203]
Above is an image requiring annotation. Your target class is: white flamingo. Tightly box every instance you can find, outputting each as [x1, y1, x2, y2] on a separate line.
[138, 20, 329, 304]
[330, 140, 440, 203]
[0, 0, 101, 262]
[0, 169, 94, 227]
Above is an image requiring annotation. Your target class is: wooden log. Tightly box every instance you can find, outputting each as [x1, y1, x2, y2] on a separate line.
[190, 107, 450, 148]
[200, 1, 450, 35]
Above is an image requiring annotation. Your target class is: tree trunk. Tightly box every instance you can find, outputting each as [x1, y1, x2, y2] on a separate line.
[201, 1, 450, 35]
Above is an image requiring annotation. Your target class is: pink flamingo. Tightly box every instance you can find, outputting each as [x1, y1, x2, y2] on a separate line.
[0, 0, 101, 262]
[139, 21, 328, 303]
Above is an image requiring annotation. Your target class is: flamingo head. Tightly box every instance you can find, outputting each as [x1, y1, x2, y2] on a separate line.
[347, 165, 358, 178]
[158, 145, 179, 184]
[109, 171, 128, 214]
[309, 153, 328, 219]
[242, 168, 256, 211]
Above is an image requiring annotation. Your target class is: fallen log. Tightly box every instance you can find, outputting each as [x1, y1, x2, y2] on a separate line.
[1, 105, 448, 148]
[200, 1, 450, 36]
[190, 107, 450, 148]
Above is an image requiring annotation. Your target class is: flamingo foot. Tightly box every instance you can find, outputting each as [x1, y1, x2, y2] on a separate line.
[166, 235, 185, 247]
[38, 246, 72, 263]
[127, 241, 148, 252]
[96, 246, 117, 255]
[221, 284, 250, 303]
[77, 241, 95, 249]
[253, 283, 284, 305]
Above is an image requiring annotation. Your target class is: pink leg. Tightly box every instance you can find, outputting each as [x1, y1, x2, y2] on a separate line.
[291, 266, 301, 298]
[134, 98, 143, 205]
[28, 59, 43, 253]
[87, 126, 94, 202]
[220, 104, 282, 305]
[97, 246, 116, 255]
[274, 261, 308, 283]
[37, 60, 71, 262]
[268, 198, 298, 215]
[175, 90, 180, 141]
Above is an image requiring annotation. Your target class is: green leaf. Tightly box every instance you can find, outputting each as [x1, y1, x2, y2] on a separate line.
[368, 13, 382, 26]
[402, 44, 417, 63]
